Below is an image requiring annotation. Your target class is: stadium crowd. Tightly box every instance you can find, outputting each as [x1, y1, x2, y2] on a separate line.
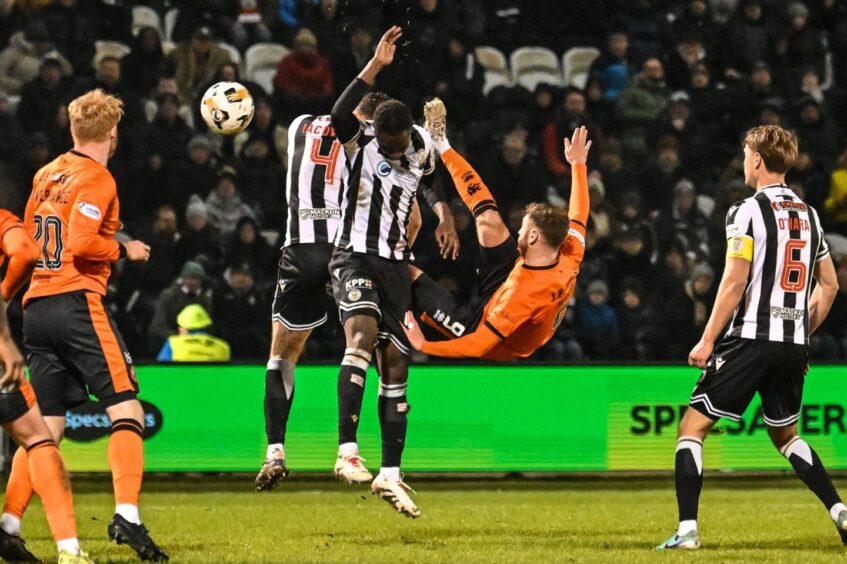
[0, 0, 846, 362]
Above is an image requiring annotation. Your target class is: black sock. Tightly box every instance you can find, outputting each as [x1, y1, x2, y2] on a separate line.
[338, 348, 371, 446]
[378, 380, 409, 468]
[675, 437, 703, 522]
[264, 359, 295, 446]
[782, 437, 842, 509]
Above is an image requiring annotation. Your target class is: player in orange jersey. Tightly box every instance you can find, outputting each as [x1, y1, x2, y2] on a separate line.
[1, 89, 169, 561]
[403, 103, 590, 361]
[0, 209, 94, 564]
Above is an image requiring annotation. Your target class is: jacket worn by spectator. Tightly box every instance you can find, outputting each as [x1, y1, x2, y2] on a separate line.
[0, 30, 72, 95]
[148, 270, 214, 354]
[169, 30, 232, 102]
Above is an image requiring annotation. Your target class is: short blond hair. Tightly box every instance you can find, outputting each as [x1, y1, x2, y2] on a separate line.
[68, 89, 124, 144]
[743, 125, 798, 174]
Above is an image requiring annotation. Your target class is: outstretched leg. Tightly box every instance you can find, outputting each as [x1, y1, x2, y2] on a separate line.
[424, 99, 510, 248]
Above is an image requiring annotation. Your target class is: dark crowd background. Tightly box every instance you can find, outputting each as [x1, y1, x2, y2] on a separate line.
[0, 0, 846, 363]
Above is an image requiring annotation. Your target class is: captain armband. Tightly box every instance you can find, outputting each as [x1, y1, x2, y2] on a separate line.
[726, 235, 753, 261]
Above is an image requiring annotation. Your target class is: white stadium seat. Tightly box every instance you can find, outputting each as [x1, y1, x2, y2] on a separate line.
[93, 40, 131, 68]
[218, 42, 243, 69]
[474, 46, 511, 95]
[245, 43, 289, 93]
[562, 46, 601, 89]
[163, 8, 179, 42]
[510, 46, 562, 91]
[132, 5, 161, 37]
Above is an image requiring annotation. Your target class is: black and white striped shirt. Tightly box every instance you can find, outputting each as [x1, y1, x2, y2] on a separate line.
[283, 114, 346, 247]
[725, 184, 829, 344]
[334, 122, 436, 260]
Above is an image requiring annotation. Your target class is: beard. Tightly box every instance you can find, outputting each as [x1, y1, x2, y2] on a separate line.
[517, 235, 528, 257]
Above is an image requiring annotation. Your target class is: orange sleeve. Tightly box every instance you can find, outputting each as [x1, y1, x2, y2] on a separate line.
[0, 221, 39, 301]
[67, 173, 122, 262]
[420, 323, 503, 358]
[561, 163, 588, 263]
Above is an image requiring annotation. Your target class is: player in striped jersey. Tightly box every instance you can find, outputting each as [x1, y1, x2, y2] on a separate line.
[326, 26, 456, 517]
[658, 126, 844, 550]
[256, 26, 458, 495]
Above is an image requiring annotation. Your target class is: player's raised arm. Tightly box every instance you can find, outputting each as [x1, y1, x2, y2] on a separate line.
[562, 127, 591, 254]
[0, 218, 39, 302]
[331, 26, 402, 145]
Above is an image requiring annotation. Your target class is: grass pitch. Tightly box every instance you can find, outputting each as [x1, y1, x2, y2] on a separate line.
[10, 475, 847, 563]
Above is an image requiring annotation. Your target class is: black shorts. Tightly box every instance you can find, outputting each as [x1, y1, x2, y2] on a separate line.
[689, 336, 809, 426]
[329, 249, 411, 355]
[272, 243, 334, 330]
[0, 379, 37, 425]
[23, 291, 139, 417]
[411, 235, 519, 339]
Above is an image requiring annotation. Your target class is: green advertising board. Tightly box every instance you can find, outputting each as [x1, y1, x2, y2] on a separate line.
[59, 364, 847, 472]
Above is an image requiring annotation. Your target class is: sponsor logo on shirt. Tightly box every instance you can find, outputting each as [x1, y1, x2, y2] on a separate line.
[770, 306, 804, 320]
[78, 202, 102, 220]
[298, 208, 341, 220]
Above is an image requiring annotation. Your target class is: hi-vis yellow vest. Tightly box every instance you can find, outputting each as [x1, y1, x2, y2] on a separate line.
[168, 334, 231, 362]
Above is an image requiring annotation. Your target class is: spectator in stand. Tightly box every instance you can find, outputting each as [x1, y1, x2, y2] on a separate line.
[136, 92, 194, 215]
[654, 178, 711, 260]
[825, 149, 847, 234]
[121, 26, 174, 100]
[330, 22, 373, 95]
[175, 198, 223, 269]
[639, 134, 684, 211]
[584, 76, 615, 133]
[38, 0, 95, 74]
[834, 12, 847, 90]
[213, 263, 269, 359]
[0, 89, 23, 162]
[617, 58, 668, 157]
[236, 133, 284, 227]
[607, 224, 657, 299]
[576, 279, 619, 360]
[121, 205, 182, 328]
[157, 304, 231, 363]
[223, 216, 275, 282]
[302, 0, 348, 62]
[169, 135, 220, 212]
[589, 30, 630, 102]
[774, 2, 826, 86]
[203, 166, 256, 236]
[0, 1, 26, 49]
[232, 0, 273, 52]
[793, 96, 845, 169]
[273, 27, 333, 122]
[170, 26, 231, 103]
[91, 55, 144, 128]
[725, 0, 771, 74]
[665, 33, 716, 91]
[79, 0, 132, 44]
[16, 57, 74, 134]
[617, 277, 659, 360]
[171, 0, 239, 46]
[0, 18, 71, 96]
[481, 129, 547, 211]
[673, 1, 722, 54]
[542, 88, 594, 187]
[683, 261, 715, 341]
[434, 34, 484, 131]
[145, 75, 195, 125]
[234, 95, 286, 162]
[625, 0, 676, 63]
[815, 254, 847, 358]
[148, 261, 214, 354]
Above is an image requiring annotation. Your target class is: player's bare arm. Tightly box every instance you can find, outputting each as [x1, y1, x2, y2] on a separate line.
[808, 256, 839, 335]
[0, 298, 25, 387]
[0, 224, 39, 301]
[407, 199, 423, 248]
[358, 26, 401, 85]
[432, 201, 459, 260]
[688, 257, 750, 369]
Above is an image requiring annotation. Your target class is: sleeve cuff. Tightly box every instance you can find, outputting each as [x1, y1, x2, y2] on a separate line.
[117, 242, 127, 259]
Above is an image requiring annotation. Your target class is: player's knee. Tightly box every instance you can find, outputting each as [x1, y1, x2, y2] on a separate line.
[768, 424, 798, 451]
[408, 265, 424, 282]
[271, 325, 309, 362]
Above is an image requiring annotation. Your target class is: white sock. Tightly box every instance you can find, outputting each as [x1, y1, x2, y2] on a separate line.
[380, 467, 401, 482]
[338, 442, 358, 458]
[0, 513, 20, 536]
[677, 519, 698, 536]
[115, 503, 141, 525]
[56, 538, 80, 555]
[266, 443, 284, 459]
[830, 502, 847, 522]
[433, 137, 451, 155]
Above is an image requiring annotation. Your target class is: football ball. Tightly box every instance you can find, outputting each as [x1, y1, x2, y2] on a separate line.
[200, 81, 254, 135]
